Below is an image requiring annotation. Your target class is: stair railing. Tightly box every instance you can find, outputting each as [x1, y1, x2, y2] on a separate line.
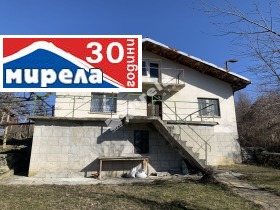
[154, 100, 211, 163]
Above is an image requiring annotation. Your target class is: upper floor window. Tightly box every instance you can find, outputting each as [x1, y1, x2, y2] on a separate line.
[198, 98, 220, 117]
[91, 93, 117, 113]
[149, 63, 159, 78]
[142, 61, 147, 76]
[142, 60, 160, 78]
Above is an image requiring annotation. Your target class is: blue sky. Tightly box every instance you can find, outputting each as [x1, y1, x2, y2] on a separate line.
[1, 0, 259, 96]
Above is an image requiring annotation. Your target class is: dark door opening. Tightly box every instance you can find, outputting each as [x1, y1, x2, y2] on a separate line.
[147, 95, 162, 119]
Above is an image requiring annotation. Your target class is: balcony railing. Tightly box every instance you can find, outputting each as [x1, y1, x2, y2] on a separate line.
[38, 94, 218, 124]
[142, 67, 185, 85]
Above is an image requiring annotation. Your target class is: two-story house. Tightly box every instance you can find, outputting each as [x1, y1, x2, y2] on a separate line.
[28, 38, 251, 178]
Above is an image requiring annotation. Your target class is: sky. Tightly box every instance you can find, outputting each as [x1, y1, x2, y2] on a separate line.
[0, 0, 261, 97]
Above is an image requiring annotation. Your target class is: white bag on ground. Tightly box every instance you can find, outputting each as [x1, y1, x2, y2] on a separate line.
[135, 169, 147, 178]
[127, 167, 137, 178]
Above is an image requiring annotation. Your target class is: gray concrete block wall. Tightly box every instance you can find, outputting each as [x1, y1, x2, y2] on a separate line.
[29, 120, 184, 178]
[176, 124, 241, 165]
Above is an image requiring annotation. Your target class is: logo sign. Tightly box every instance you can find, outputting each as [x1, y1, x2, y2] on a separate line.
[0, 35, 142, 92]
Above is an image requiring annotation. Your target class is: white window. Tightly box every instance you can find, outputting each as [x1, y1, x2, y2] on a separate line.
[198, 98, 220, 117]
[91, 93, 117, 113]
[142, 60, 160, 78]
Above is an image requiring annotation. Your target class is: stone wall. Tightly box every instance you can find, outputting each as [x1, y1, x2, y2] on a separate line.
[29, 120, 183, 178]
[241, 147, 280, 168]
[0, 152, 29, 174]
[0, 154, 10, 174]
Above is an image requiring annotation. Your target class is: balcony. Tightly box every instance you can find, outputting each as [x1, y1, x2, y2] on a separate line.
[142, 67, 185, 92]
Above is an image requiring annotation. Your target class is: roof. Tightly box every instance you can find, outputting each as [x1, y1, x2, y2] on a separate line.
[142, 38, 251, 91]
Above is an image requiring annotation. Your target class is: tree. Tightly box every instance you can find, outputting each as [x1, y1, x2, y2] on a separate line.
[236, 92, 280, 152]
[235, 91, 252, 124]
[199, 0, 280, 93]
[0, 92, 53, 144]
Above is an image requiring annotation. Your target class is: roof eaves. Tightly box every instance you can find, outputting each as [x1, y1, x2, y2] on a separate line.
[142, 38, 251, 83]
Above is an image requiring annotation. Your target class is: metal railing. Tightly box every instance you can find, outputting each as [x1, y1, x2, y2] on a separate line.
[152, 99, 216, 122]
[32, 94, 55, 117]
[142, 67, 185, 84]
[33, 94, 214, 163]
[160, 100, 212, 164]
[51, 94, 218, 122]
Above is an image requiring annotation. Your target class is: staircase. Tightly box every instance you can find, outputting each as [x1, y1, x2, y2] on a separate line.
[152, 118, 206, 171]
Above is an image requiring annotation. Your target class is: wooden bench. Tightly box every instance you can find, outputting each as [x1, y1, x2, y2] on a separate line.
[98, 156, 149, 179]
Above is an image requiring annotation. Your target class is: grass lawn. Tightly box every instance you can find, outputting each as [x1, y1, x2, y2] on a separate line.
[0, 179, 259, 210]
[219, 164, 280, 195]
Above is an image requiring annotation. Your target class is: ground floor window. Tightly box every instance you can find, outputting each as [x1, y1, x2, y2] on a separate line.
[198, 98, 220, 117]
[91, 93, 117, 113]
[134, 130, 149, 154]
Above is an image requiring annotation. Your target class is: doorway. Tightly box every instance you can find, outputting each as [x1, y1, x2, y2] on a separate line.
[147, 95, 162, 119]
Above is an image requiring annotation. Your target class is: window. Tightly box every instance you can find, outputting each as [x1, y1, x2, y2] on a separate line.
[198, 98, 220, 117]
[91, 93, 117, 113]
[142, 60, 160, 78]
[134, 130, 149, 154]
[142, 61, 147, 76]
[149, 63, 159, 78]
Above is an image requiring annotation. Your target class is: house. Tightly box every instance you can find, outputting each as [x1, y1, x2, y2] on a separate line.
[28, 38, 251, 178]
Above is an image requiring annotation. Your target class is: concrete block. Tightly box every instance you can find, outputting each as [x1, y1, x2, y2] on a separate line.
[52, 127, 63, 137]
[39, 146, 49, 154]
[37, 154, 47, 162]
[72, 130, 84, 138]
[150, 146, 160, 153]
[41, 127, 53, 137]
[30, 154, 39, 162]
[84, 128, 101, 138]
[71, 136, 83, 145]
[33, 127, 41, 137]
[28, 162, 39, 171]
[44, 162, 58, 170]
[68, 154, 79, 162]
[160, 161, 169, 168]
[158, 154, 167, 161]
[62, 128, 71, 137]
[57, 154, 69, 162]
[166, 153, 175, 161]
[123, 131, 132, 138]
[39, 137, 50, 146]
[79, 146, 92, 155]
[149, 154, 158, 161]
[81, 137, 91, 145]
[70, 161, 81, 169]
[112, 131, 124, 138]
[59, 161, 69, 168]
[48, 138, 59, 146]
[102, 131, 112, 138]
[122, 146, 133, 154]
[169, 160, 180, 168]
[59, 137, 70, 146]
[47, 154, 57, 162]
[31, 146, 40, 153]
[69, 146, 79, 155]
[50, 146, 62, 154]
[61, 146, 70, 154]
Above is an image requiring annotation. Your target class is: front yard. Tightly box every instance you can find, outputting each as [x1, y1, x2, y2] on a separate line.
[219, 164, 280, 195]
[0, 179, 259, 210]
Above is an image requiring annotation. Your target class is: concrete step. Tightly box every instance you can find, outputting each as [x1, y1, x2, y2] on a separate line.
[173, 134, 181, 141]
[152, 119, 206, 170]
[199, 159, 206, 165]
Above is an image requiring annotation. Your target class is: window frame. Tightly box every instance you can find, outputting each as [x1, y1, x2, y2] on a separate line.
[142, 60, 147, 76]
[134, 130, 149, 154]
[197, 98, 221, 117]
[142, 60, 161, 79]
[90, 93, 117, 113]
